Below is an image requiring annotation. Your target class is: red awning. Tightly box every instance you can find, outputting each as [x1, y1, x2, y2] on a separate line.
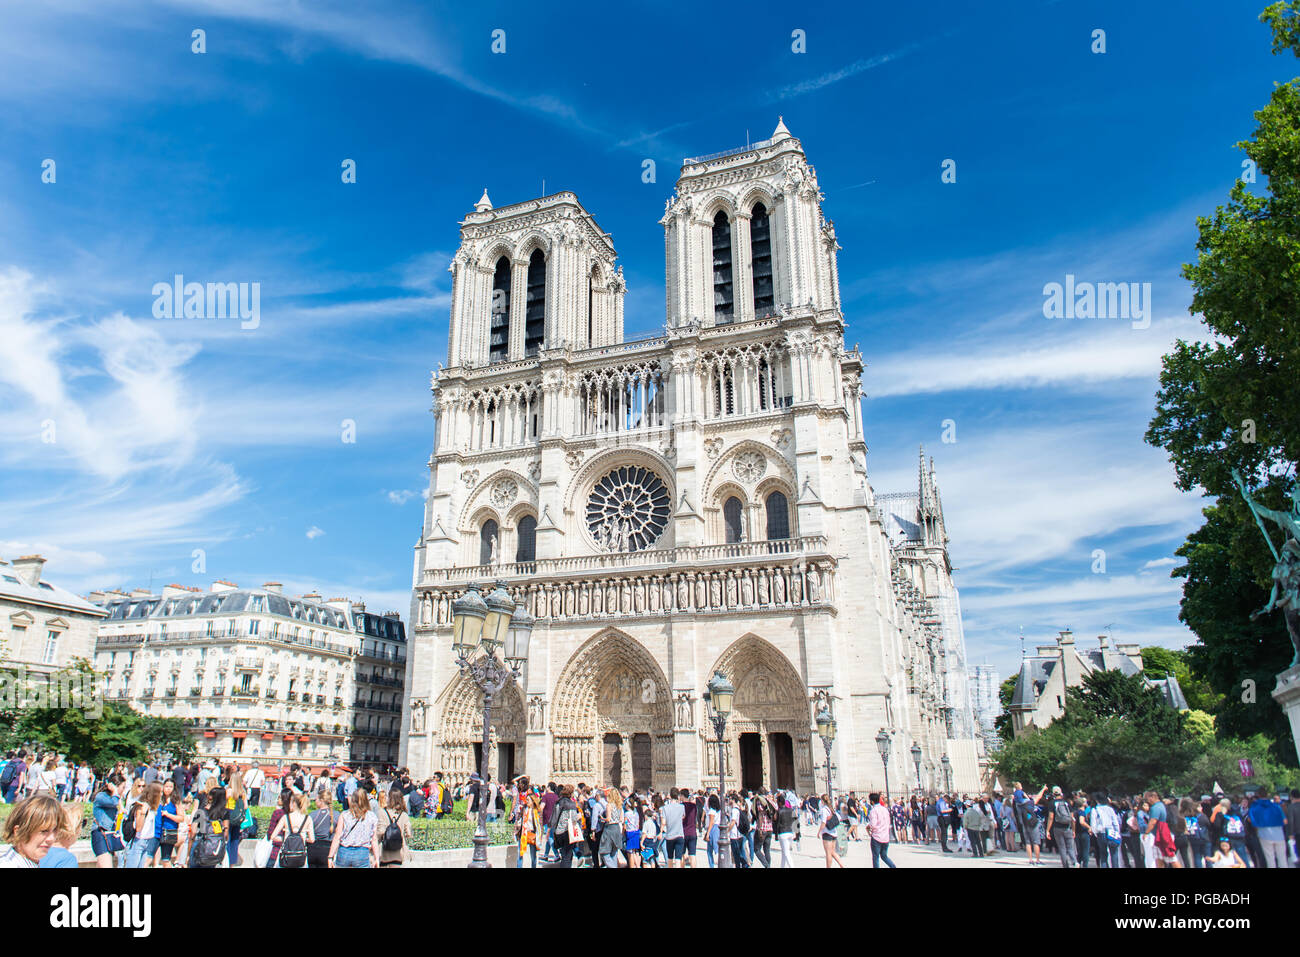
[231, 731, 247, 739]
[261, 733, 274, 739]
[282, 734, 295, 741]
[297, 735, 310, 742]
[203, 730, 216, 738]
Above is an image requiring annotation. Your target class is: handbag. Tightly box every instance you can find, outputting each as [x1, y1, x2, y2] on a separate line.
[566, 810, 583, 843]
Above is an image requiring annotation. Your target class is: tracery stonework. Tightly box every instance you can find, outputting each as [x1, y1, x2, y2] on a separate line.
[406, 120, 980, 796]
[733, 450, 766, 483]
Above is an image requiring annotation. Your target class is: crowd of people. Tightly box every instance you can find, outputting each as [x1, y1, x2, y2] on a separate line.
[5, 747, 1299, 869]
[866, 783, 1300, 869]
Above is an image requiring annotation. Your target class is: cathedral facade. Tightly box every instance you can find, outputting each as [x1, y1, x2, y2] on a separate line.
[402, 120, 980, 795]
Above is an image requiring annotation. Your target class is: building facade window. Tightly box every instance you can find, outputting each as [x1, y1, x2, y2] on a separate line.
[766, 490, 790, 541]
[480, 518, 499, 566]
[723, 497, 744, 544]
[712, 210, 734, 322]
[525, 249, 546, 355]
[516, 514, 537, 563]
[751, 202, 774, 315]
[490, 256, 511, 363]
[42, 630, 58, 665]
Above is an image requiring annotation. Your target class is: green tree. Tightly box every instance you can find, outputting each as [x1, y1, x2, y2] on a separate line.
[993, 674, 1018, 740]
[1062, 669, 1186, 744]
[140, 716, 197, 765]
[1145, 2, 1300, 764]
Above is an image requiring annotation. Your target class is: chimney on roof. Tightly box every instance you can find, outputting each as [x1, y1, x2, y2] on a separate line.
[130, 587, 153, 598]
[1057, 629, 1074, 646]
[11, 555, 46, 587]
[263, 582, 282, 594]
[87, 590, 107, 605]
[162, 584, 190, 598]
[302, 592, 321, 602]
[1097, 634, 1109, 649]
[211, 580, 237, 593]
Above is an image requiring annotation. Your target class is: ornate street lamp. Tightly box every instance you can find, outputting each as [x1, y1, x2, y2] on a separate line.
[940, 753, 951, 793]
[703, 670, 735, 869]
[450, 581, 530, 868]
[910, 742, 922, 795]
[815, 705, 836, 802]
[876, 729, 892, 802]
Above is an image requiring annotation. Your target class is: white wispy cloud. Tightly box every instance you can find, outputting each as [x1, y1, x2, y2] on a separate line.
[768, 42, 924, 101]
[306, 526, 325, 540]
[386, 489, 417, 505]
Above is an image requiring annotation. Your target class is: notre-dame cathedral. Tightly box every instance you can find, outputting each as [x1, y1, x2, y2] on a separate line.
[402, 119, 980, 796]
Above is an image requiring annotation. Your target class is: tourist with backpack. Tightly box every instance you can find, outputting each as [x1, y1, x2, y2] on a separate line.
[269, 792, 315, 868]
[329, 788, 380, 868]
[1180, 797, 1211, 868]
[378, 787, 412, 867]
[727, 792, 748, 868]
[90, 772, 127, 868]
[1089, 793, 1123, 868]
[306, 787, 336, 868]
[124, 782, 163, 868]
[1045, 786, 1077, 867]
[224, 773, 250, 867]
[818, 791, 844, 868]
[189, 786, 232, 868]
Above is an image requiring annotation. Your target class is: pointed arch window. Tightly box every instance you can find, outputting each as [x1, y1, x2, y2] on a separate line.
[480, 519, 499, 566]
[525, 249, 546, 355]
[490, 256, 511, 363]
[765, 491, 790, 541]
[751, 203, 774, 315]
[516, 514, 537, 563]
[712, 210, 734, 323]
[723, 497, 744, 544]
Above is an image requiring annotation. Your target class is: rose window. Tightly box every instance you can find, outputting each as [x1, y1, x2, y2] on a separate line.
[586, 466, 671, 552]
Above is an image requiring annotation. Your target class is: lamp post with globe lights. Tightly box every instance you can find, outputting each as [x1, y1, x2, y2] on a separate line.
[815, 705, 836, 801]
[702, 670, 735, 869]
[449, 581, 532, 868]
[876, 729, 892, 802]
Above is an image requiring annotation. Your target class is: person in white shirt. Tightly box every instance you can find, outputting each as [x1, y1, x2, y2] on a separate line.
[243, 765, 266, 807]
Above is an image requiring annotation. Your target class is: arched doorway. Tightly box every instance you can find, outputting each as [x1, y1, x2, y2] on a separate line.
[550, 629, 674, 789]
[706, 634, 815, 793]
[435, 673, 526, 784]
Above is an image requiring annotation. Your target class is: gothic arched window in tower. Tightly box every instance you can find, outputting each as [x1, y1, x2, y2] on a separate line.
[723, 496, 744, 544]
[750, 203, 774, 316]
[490, 256, 511, 364]
[765, 490, 790, 541]
[525, 249, 546, 356]
[586, 466, 671, 553]
[480, 518, 499, 566]
[712, 210, 734, 323]
[516, 514, 537, 564]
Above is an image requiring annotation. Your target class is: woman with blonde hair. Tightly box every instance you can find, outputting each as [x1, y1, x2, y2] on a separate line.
[125, 782, 163, 868]
[224, 771, 248, 867]
[0, 795, 63, 867]
[27, 756, 57, 799]
[329, 787, 379, 868]
[378, 786, 413, 867]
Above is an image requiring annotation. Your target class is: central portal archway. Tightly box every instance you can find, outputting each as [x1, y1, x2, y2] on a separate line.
[706, 634, 816, 793]
[550, 629, 674, 789]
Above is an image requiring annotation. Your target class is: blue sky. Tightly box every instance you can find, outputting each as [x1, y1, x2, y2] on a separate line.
[0, 0, 1284, 684]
